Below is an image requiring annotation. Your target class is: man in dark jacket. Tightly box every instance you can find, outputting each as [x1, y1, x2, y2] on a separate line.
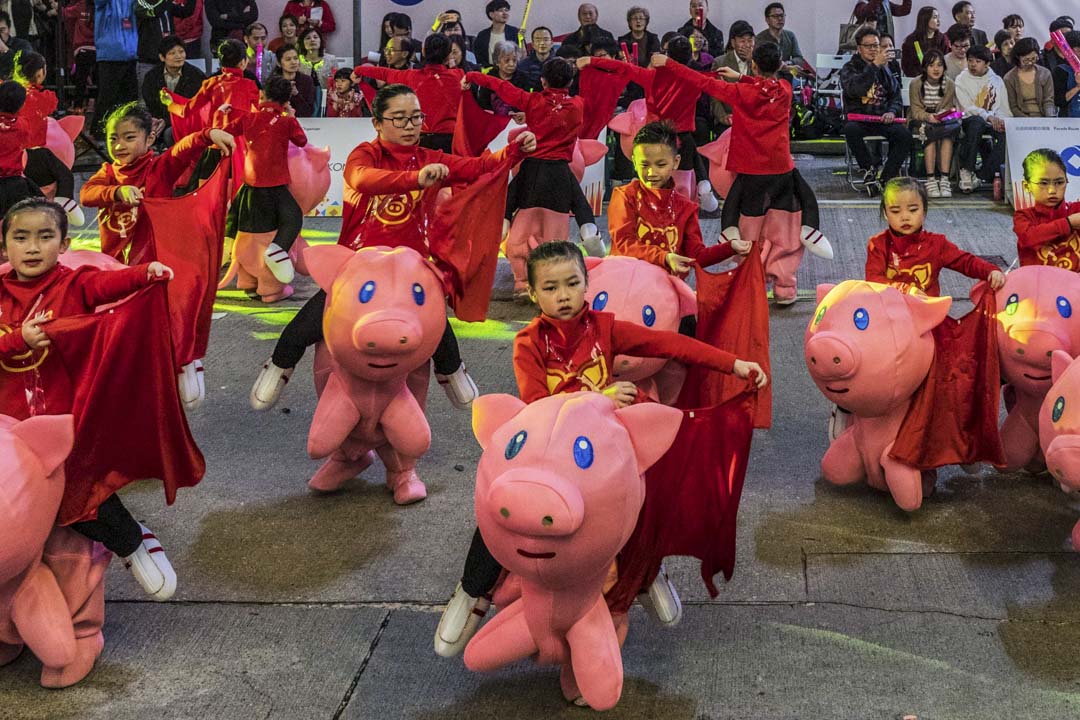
[473, 0, 517, 68]
[677, 0, 723, 59]
[561, 3, 615, 54]
[204, 0, 257, 48]
[516, 25, 553, 89]
[134, 0, 195, 84]
[140, 34, 204, 142]
[840, 25, 912, 188]
[0, 10, 33, 80]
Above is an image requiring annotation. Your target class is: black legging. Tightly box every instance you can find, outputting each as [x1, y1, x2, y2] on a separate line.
[23, 147, 75, 199]
[70, 493, 142, 557]
[271, 289, 463, 375]
[719, 168, 821, 231]
[461, 527, 503, 597]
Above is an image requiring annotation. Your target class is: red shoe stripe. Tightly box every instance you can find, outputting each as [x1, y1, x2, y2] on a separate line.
[471, 608, 488, 618]
[142, 532, 157, 540]
[148, 547, 165, 554]
[267, 251, 290, 260]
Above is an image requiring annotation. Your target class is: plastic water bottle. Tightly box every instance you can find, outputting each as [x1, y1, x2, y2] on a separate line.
[993, 172, 1003, 203]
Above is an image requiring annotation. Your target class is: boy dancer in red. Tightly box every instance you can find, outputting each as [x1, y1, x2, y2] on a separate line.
[0, 83, 43, 217]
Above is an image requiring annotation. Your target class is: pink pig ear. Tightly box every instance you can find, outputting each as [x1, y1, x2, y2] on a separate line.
[815, 284, 836, 305]
[671, 275, 697, 318]
[304, 244, 357, 293]
[614, 403, 684, 473]
[472, 394, 527, 450]
[1052, 350, 1074, 384]
[12, 415, 74, 476]
[583, 256, 604, 272]
[902, 292, 952, 336]
[578, 140, 607, 167]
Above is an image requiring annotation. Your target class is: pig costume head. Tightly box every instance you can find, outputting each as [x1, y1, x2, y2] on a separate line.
[805, 281, 950, 417]
[1040, 351, 1080, 549]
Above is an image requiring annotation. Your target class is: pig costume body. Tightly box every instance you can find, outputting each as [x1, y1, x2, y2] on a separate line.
[1040, 351, 1080, 549]
[303, 245, 446, 504]
[464, 392, 682, 710]
[583, 256, 696, 404]
[805, 281, 950, 511]
[0, 414, 111, 688]
[995, 267, 1080, 470]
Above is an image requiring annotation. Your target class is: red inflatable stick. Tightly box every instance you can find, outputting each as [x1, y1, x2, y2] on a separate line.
[1053, 30, 1080, 74]
[847, 112, 907, 124]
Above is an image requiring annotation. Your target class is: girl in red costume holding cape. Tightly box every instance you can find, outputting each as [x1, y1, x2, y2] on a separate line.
[250, 83, 538, 412]
[434, 240, 767, 658]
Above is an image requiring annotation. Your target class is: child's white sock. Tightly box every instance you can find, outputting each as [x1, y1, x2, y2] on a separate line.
[56, 197, 85, 227]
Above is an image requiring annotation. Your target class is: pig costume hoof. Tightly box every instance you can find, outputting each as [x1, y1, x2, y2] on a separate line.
[251, 358, 294, 411]
[387, 469, 427, 505]
[259, 284, 295, 304]
[435, 583, 490, 657]
[639, 563, 682, 627]
[436, 364, 479, 410]
[40, 632, 104, 689]
[308, 451, 374, 493]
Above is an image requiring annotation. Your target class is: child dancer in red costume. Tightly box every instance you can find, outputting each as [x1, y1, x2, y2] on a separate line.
[0, 83, 43, 216]
[10, 53, 84, 226]
[463, 58, 603, 263]
[0, 198, 178, 600]
[220, 75, 308, 289]
[434, 240, 768, 658]
[579, 35, 718, 212]
[352, 34, 462, 152]
[250, 83, 537, 412]
[1013, 149, 1080, 269]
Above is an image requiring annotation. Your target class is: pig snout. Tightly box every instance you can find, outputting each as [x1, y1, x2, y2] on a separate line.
[805, 333, 860, 382]
[1006, 324, 1069, 373]
[486, 469, 585, 537]
[351, 312, 424, 356]
[1045, 434, 1080, 491]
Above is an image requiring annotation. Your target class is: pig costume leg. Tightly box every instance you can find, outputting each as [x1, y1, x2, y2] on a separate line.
[23, 147, 85, 226]
[676, 131, 718, 212]
[225, 185, 304, 291]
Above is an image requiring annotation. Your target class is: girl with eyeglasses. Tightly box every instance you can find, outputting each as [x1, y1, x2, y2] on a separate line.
[1014, 149, 1080, 269]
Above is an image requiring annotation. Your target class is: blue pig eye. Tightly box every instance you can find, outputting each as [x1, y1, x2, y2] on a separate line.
[1054, 396, 1066, 423]
[504, 430, 527, 460]
[1005, 293, 1019, 316]
[853, 307, 869, 331]
[573, 436, 594, 469]
[592, 291, 608, 311]
[412, 283, 426, 306]
[359, 281, 376, 303]
[1058, 296, 1072, 319]
[642, 305, 656, 327]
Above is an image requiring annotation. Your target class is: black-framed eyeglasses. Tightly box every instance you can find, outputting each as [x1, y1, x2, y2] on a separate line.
[379, 112, 426, 128]
[859, 42, 880, 49]
[768, 13, 785, 19]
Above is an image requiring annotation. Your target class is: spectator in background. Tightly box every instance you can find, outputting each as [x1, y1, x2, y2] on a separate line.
[62, 0, 95, 107]
[474, 0, 516, 68]
[297, 25, 334, 89]
[205, 0, 257, 48]
[134, 0, 195, 87]
[852, 0, 912, 41]
[282, 0, 334, 36]
[990, 29, 1013, 78]
[173, 0, 203, 58]
[0, 10, 33, 80]
[141, 34, 203, 143]
[438, 12, 475, 65]
[381, 35, 415, 72]
[325, 67, 365, 116]
[1004, 37, 1056, 117]
[879, 33, 902, 79]
[954, 45, 1009, 192]
[476, 39, 534, 118]
[562, 3, 616, 54]
[709, 20, 753, 132]
[93, 0, 139, 135]
[619, 7, 660, 69]
[1053, 31, 1080, 118]
[1002, 14, 1023, 41]
[273, 42, 313, 116]
[756, 3, 803, 67]
[269, 13, 297, 53]
[244, 21, 275, 84]
[944, 24, 970, 80]
[678, 0, 722, 56]
[900, 6, 947, 78]
[1, 0, 35, 41]
[446, 35, 477, 72]
[1042, 17, 1076, 73]
[517, 26, 553, 88]
[908, 50, 960, 197]
[951, 2, 986, 49]
[378, 11, 410, 51]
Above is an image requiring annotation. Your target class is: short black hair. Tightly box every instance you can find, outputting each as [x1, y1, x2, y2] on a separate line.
[541, 57, 574, 88]
[1050, 17, 1075, 33]
[951, 1, 971, 19]
[729, 20, 754, 39]
[665, 34, 692, 64]
[590, 38, 618, 57]
[244, 21, 268, 37]
[555, 43, 582, 61]
[1011, 37, 1041, 65]
[764, 3, 784, 18]
[3, 198, 66, 248]
[218, 38, 247, 67]
[993, 29, 1011, 52]
[372, 83, 416, 119]
[945, 24, 971, 44]
[157, 34, 185, 58]
[389, 12, 412, 31]
[333, 67, 352, 82]
[1002, 14, 1023, 29]
[278, 13, 299, 31]
[526, 240, 587, 288]
[0, 10, 10, 27]
[485, 0, 509, 18]
[1066, 30, 1080, 51]
[753, 42, 781, 74]
[854, 26, 880, 45]
[0, 80, 27, 113]
[423, 32, 451, 65]
[633, 120, 678, 153]
[967, 45, 993, 63]
[263, 74, 292, 104]
[13, 50, 46, 85]
[532, 26, 553, 40]
[275, 43, 298, 62]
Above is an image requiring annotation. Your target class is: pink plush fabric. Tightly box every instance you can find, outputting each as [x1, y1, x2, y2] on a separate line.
[995, 266, 1080, 470]
[1040, 350, 1080, 549]
[804, 281, 950, 511]
[463, 392, 682, 710]
[303, 245, 446, 504]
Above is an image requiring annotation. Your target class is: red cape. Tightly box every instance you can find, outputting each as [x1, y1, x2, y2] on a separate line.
[578, 65, 631, 141]
[890, 289, 1006, 468]
[46, 284, 206, 525]
[165, 88, 211, 142]
[452, 91, 511, 157]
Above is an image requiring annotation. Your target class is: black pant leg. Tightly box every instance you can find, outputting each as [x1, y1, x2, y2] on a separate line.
[69, 494, 143, 557]
[959, 116, 988, 172]
[792, 169, 821, 229]
[880, 123, 912, 182]
[271, 290, 326, 368]
[271, 185, 304, 252]
[842, 121, 875, 170]
[719, 173, 747, 228]
[431, 318, 462, 376]
[461, 527, 504, 597]
[568, 178, 595, 227]
[23, 148, 75, 198]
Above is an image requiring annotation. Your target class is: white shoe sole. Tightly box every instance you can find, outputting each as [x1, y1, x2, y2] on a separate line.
[639, 564, 682, 627]
[436, 364, 479, 410]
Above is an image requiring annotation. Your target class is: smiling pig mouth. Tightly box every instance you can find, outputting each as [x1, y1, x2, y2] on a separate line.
[367, 362, 399, 369]
[517, 549, 556, 559]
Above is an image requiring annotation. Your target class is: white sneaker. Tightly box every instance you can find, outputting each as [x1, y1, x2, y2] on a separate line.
[638, 563, 682, 627]
[434, 582, 490, 657]
[250, 357, 294, 411]
[828, 404, 853, 442]
[926, 177, 941, 198]
[264, 242, 296, 284]
[193, 359, 205, 400]
[56, 197, 85, 227]
[939, 179, 953, 197]
[697, 179, 719, 213]
[579, 223, 606, 257]
[121, 524, 176, 601]
[959, 169, 975, 193]
[177, 362, 203, 410]
[436, 363, 479, 410]
[800, 226, 834, 260]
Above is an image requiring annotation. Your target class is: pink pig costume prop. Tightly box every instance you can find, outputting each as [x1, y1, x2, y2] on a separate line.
[0, 414, 112, 688]
[303, 244, 446, 504]
[1040, 351, 1080, 549]
[463, 392, 682, 710]
[804, 281, 951, 511]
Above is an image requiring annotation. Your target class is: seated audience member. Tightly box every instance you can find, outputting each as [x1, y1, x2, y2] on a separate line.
[1002, 13, 1024, 41]
[282, 0, 336, 36]
[955, 45, 1010, 192]
[447, 36, 479, 72]
[298, 26, 335, 89]
[840, 26, 913, 188]
[901, 6, 947, 78]
[678, 0, 723, 56]
[205, 0, 258, 48]
[1004, 37, 1056, 118]
[474, 0, 518, 68]
[1053, 31, 1080, 118]
[476, 40, 536, 116]
[517, 26, 554, 88]
[951, 2, 987, 48]
[879, 33, 902, 80]
[439, 13, 477, 65]
[382, 36, 416, 72]
[562, 3, 616, 54]
[944, 24, 971, 80]
[274, 43, 315, 116]
[270, 14, 299, 53]
[619, 7, 661, 69]
[710, 21, 754, 131]
[135, 0, 196, 85]
[325, 67, 366, 117]
[1042, 17, 1076, 73]
[756, 3, 803, 67]
[852, 0, 913, 40]
[141, 34, 205, 143]
[0, 11, 33, 80]
[990, 29, 1014, 78]
[687, 28, 714, 67]
[245, 22, 277, 85]
[908, 50, 961, 197]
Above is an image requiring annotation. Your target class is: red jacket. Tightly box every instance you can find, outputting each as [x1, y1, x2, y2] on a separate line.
[864, 228, 997, 296]
[17, 84, 58, 148]
[80, 129, 215, 260]
[608, 179, 734, 274]
[1014, 201, 1080, 270]
[282, 0, 335, 34]
[658, 62, 794, 175]
[465, 73, 582, 161]
[169, 67, 260, 129]
[513, 307, 737, 403]
[222, 102, 307, 187]
[338, 137, 522, 255]
[0, 113, 28, 178]
[588, 57, 703, 133]
[0, 264, 156, 417]
[356, 65, 463, 135]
